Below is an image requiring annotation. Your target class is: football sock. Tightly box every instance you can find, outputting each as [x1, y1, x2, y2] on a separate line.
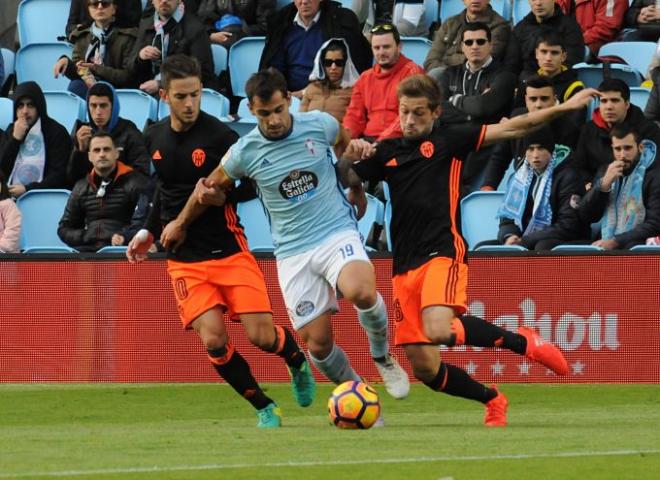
[354, 292, 389, 359]
[309, 343, 361, 384]
[207, 343, 273, 410]
[450, 315, 526, 354]
[424, 362, 497, 404]
[264, 325, 305, 369]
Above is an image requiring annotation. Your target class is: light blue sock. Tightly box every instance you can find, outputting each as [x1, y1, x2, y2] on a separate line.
[355, 292, 389, 359]
[309, 344, 361, 384]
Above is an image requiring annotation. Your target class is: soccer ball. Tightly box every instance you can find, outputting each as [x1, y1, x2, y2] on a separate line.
[327, 380, 380, 429]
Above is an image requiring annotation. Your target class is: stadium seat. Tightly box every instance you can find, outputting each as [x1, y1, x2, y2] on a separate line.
[356, 193, 385, 251]
[423, 0, 440, 30]
[551, 245, 604, 251]
[475, 245, 528, 251]
[512, 0, 532, 24]
[629, 86, 651, 111]
[158, 88, 231, 120]
[276, 0, 292, 9]
[115, 89, 158, 130]
[598, 41, 657, 77]
[573, 62, 643, 89]
[236, 96, 300, 123]
[43, 90, 86, 134]
[1, 48, 15, 89]
[211, 44, 228, 77]
[96, 246, 128, 253]
[23, 246, 78, 253]
[16, 43, 73, 91]
[237, 198, 275, 252]
[0, 97, 13, 131]
[17, 0, 70, 46]
[400, 37, 432, 67]
[229, 37, 266, 98]
[630, 244, 660, 251]
[460, 191, 505, 250]
[440, 0, 509, 22]
[16, 189, 73, 252]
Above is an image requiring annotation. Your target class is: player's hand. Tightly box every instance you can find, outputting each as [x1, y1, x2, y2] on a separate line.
[195, 177, 226, 206]
[564, 88, 600, 110]
[160, 220, 187, 253]
[600, 160, 625, 192]
[348, 185, 367, 220]
[592, 238, 619, 250]
[344, 139, 377, 162]
[126, 229, 154, 264]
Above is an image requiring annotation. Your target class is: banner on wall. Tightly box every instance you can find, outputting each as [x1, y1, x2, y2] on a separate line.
[0, 255, 658, 383]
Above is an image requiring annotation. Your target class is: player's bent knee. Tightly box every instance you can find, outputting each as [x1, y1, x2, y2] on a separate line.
[199, 330, 229, 351]
[343, 283, 376, 309]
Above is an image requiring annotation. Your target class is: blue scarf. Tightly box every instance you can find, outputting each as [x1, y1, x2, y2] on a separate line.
[601, 139, 656, 239]
[497, 145, 570, 235]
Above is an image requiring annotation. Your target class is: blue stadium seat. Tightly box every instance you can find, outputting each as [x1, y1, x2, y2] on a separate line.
[629, 87, 651, 111]
[276, 0, 292, 9]
[475, 245, 528, 251]
[16, 43, 73, 91]
[0, 97, 13, 131]
[599, 41, 657, 77]
[630, 244, 660, 251]
[573, 62, 642, 89]
[23, 246, 78, 253]
[115, 89, 158, 130]
[237, 198, 275, 252]
[236, 96, 300, 123]
[512, 0, 532, 24]
[1, 48, 15, 89]
[17, 0, 70, 46]
[211, 44, 228, 76]
[400, 37, 432, 67]
[356, 193, 385, 251]
[229, 37, 266, 98]
[96, 246, 128, 253]
[440, 0, 509, 22]
[551, 245, 604, 252]
[43, 90, 86, 134]
[460, 191, 505, 250]
[424, 0, 440, 30]
[158, 88, 231, 120]
[16, 189, 73, 252]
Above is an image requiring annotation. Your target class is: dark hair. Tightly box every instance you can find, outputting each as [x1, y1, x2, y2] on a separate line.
[89, 130, 117, 148]
[322, 40, 347, 60]
[397, 74, 442, 111]
[88, 82, 114, 101]
[523, 75, 555, 94]
[598, 78, 630, 101]
[535, 31, 566, 51]
[370, 23, 401, 44]
[0, 170, 9, 201]
[160, 54, 202, 90]
[245, 68, 289, 103]
[462, 22, 491, 42]
[610, 123, 640, 143]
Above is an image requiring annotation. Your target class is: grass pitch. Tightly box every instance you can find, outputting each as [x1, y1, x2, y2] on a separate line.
[0, 383, 658, 479]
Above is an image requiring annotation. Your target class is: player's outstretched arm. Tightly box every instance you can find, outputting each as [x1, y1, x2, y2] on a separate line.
[482, 88, 600, 146]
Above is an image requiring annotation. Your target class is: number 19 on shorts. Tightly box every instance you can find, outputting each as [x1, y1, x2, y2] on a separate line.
[339, 244, 355, 259]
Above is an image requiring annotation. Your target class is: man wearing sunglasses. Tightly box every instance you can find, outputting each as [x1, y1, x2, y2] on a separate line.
[343, 23, 423, 140]
[66, 0, 142, 41]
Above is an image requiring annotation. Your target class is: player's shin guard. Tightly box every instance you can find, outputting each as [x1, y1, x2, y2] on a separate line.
[309, 343, 361, 384]
[449, 315, 526, 354]
[208, 342, 273, 410]
[354, 292, 389, 359]
[264, 325, 305, 369]
[424, 362, 497, 404]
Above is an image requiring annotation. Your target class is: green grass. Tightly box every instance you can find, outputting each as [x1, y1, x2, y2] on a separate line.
[0, 383, 658, 479]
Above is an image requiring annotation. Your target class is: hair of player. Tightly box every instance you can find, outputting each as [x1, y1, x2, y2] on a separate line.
[397, 74, 443, 111]
[245, 68, 289, 103]
[160, 54, 202, 90]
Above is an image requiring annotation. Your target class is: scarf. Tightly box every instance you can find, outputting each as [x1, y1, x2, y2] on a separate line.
[601, 139, 657, 239]
[153, 2, 185, 77]
[308, 38, 360, 88]
[9, 118, 46, 186]
[497, 144, 571, 236]
[85, 23, 114, 66]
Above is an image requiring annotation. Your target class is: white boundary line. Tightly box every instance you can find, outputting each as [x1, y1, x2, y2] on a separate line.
[0, 449, 658, 478]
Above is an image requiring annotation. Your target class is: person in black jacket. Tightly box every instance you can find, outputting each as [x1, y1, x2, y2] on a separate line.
[259, 0, 372, 95]
[579, 124, 660, 249]
[58, 131, 145, 251]
[622, 0, 660, 41]
[68, 82, 150, 185]
[130, 0, 217, 94]
[494, 128, 588, 250]
[0, 82, 72, 197]
[66, 0, 143, 41]
[573, 78, 660, 186]
[505, 0, 585, 79]
[198, 0, 275, 48]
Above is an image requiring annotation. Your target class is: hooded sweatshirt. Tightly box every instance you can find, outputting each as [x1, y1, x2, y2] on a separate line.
[0, 82, 72, 192]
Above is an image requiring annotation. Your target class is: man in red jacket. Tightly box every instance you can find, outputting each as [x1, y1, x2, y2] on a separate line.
[557, 0, 627, 57]
[343, 23, 423, 139]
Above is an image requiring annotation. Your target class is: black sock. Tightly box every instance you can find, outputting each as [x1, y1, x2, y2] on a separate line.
[208, 345, 273, 410]
[264, 325, 305, 369]
[423, 362, 497, 404]
[455, 315, 526, 354]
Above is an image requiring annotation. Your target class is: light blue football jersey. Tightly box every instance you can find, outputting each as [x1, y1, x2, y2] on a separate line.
[222, 111, 358, 258]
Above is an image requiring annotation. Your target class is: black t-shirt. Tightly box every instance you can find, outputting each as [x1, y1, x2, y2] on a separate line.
[144, 112, 245, 262]
[353, 123, 486, 275]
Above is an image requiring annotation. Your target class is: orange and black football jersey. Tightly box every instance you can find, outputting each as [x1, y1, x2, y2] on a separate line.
[353, 123, 486, 275]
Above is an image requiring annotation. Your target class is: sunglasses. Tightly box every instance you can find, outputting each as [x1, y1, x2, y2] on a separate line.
[370, 23, 395, 34]
[323, 59, 345, 67]
[89, 0, 113, 8]
[463, 38, 488, 46]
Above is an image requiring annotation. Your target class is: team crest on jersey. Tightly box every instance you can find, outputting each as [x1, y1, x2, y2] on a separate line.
[191, 148, 206, 167]
[304, 138, 316, 156]
[420, 141, 434, 159]
[295, 300, 315, 317]
[279, 170, 318, 202]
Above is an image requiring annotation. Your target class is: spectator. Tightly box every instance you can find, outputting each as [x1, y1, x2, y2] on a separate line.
[0, 170, 21, 253]
[299, 38, 360, 122]
[579, 124, 660, 249]
[0, 82, 73, 198]
[622, 0, 660, 41]
[343, 23, 423, 139]
[259, 0, 372, 95]
[493, 127, 587, 250]
[58, 132, 144, 251]
[54, 0, 138, 98]
[198, 0, 275, 48]
[130, 0, 217, 94]
[644, 67, 660, 125]
[67, 82, 151, 184]
[0, 48, 4, 93]
[424, 0, 510, 77]
[556, 0, 626, 56]
[66, 0, 142, 40]
[506, 0, 585, 79]
[482, 76, 582, 190]
[574, 78, 660, 185]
